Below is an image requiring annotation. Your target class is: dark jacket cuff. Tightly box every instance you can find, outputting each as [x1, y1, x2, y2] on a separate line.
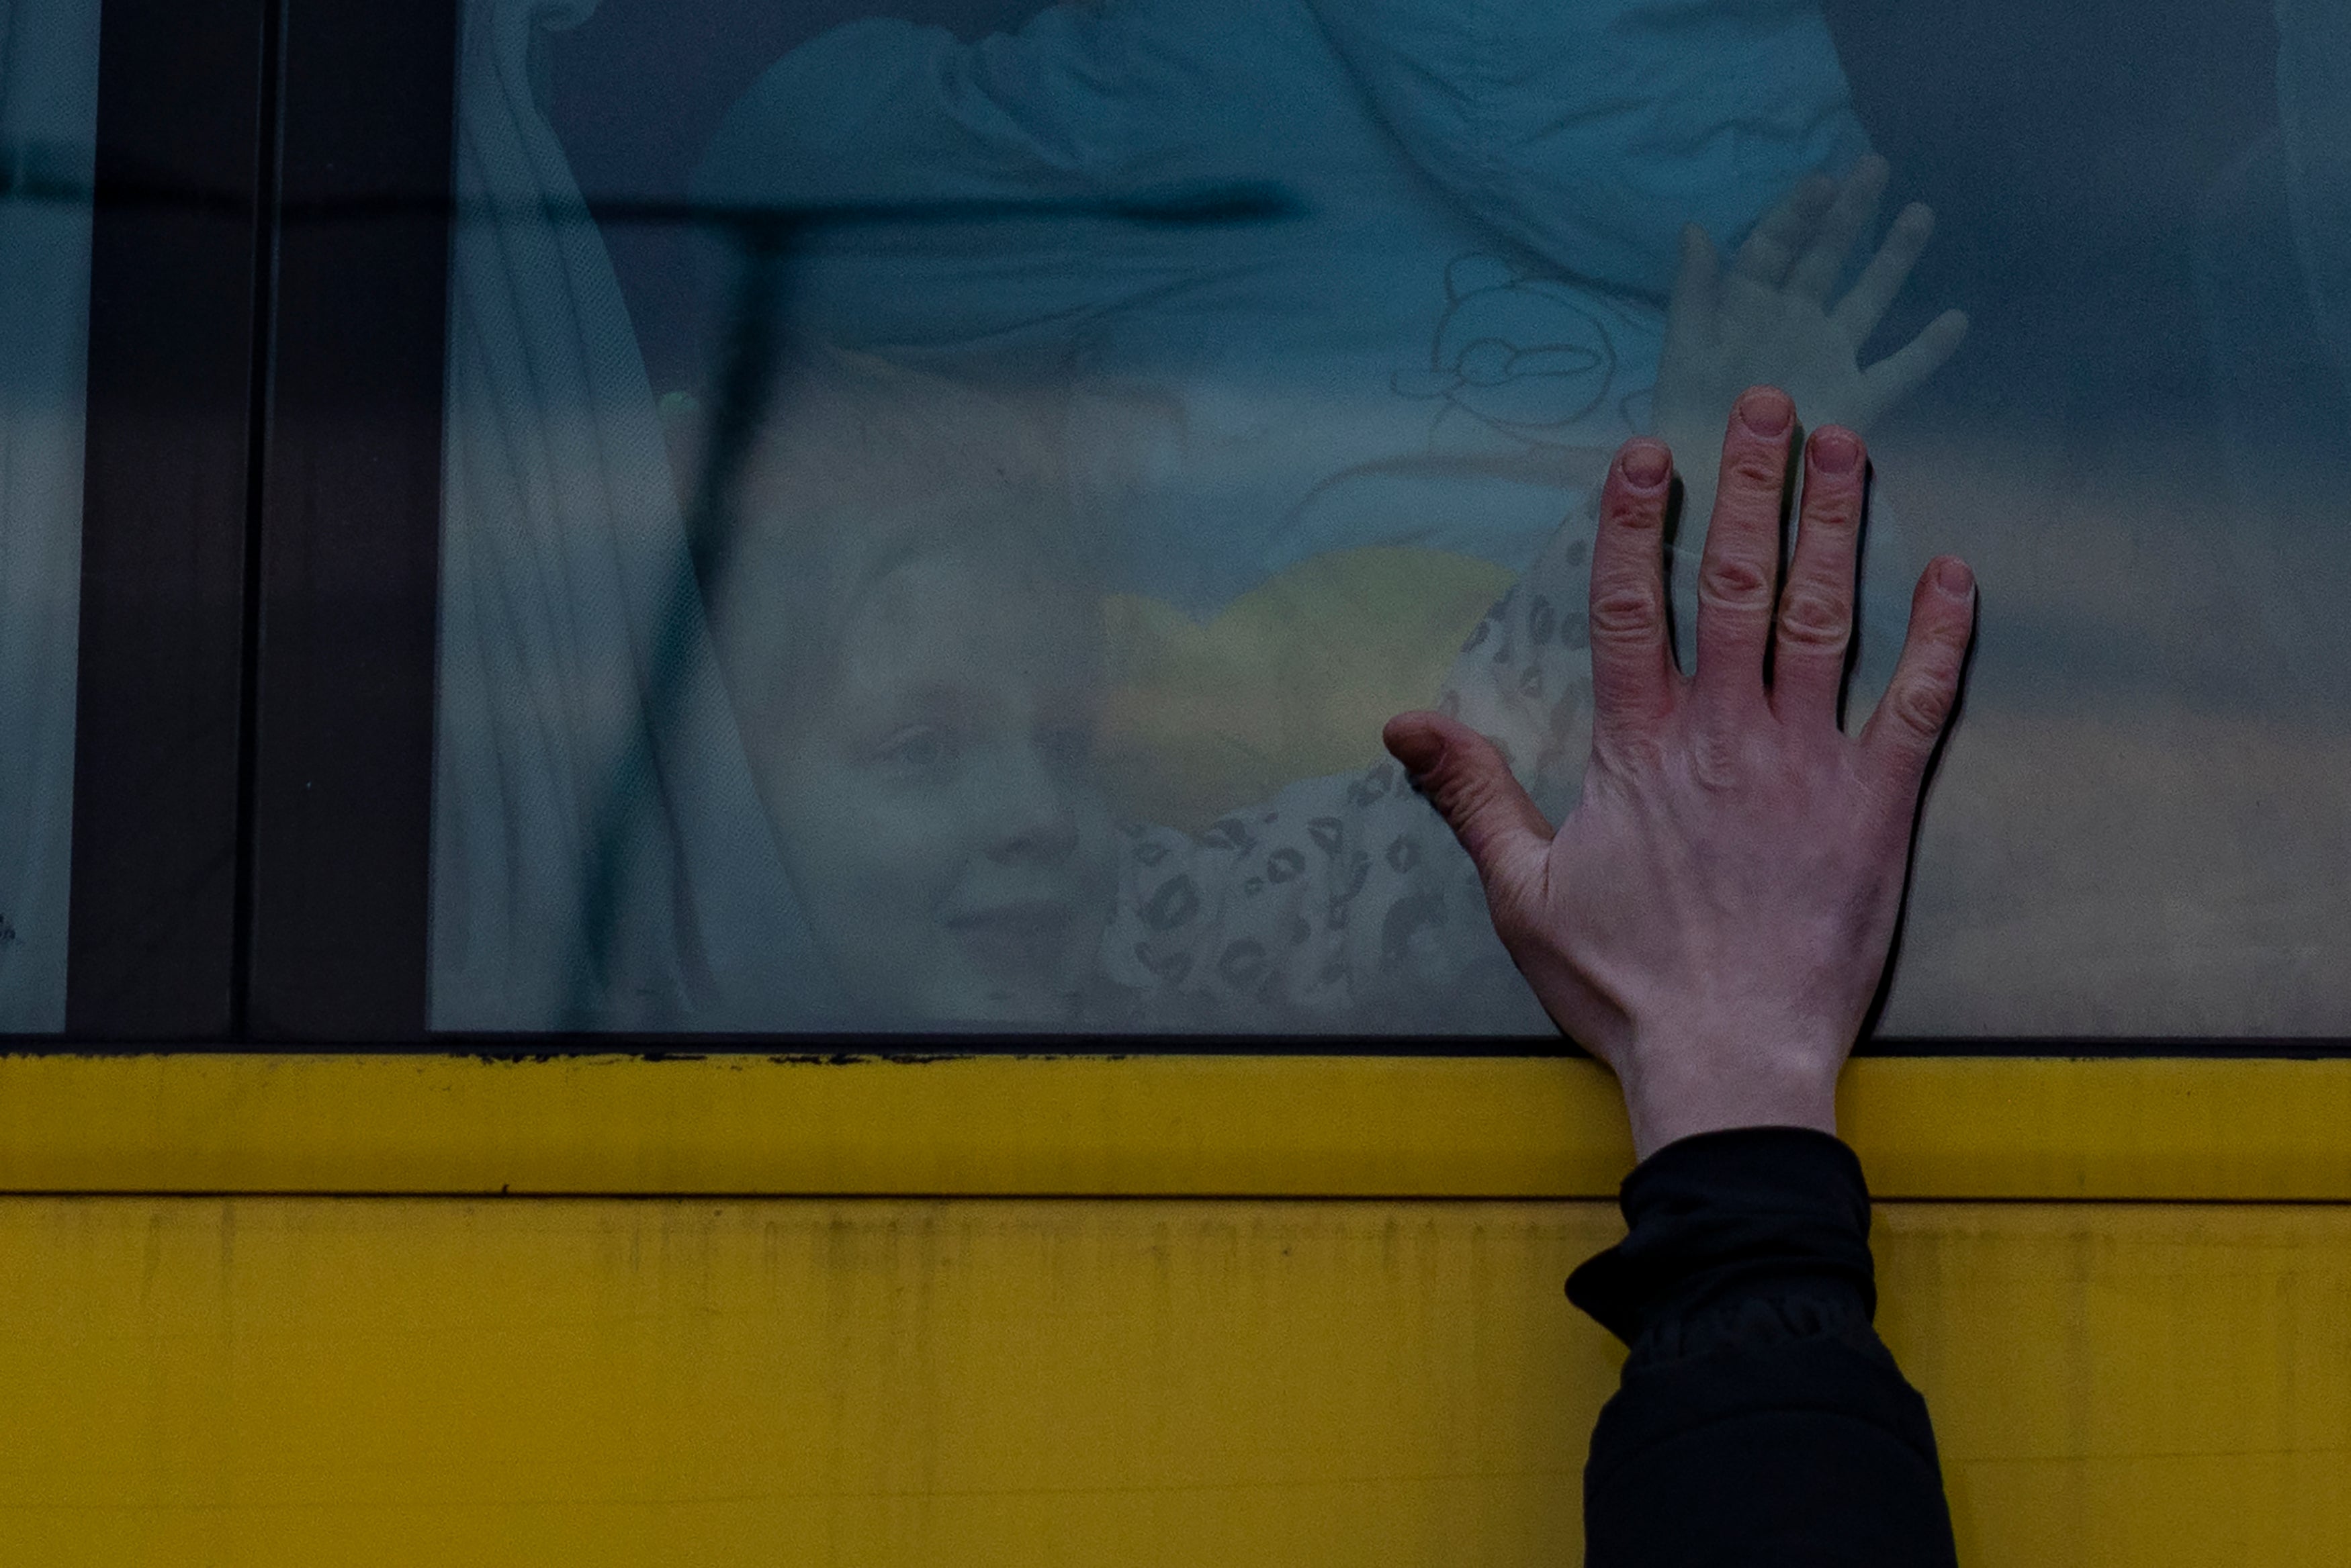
[1566, 1125, 1877, 1354]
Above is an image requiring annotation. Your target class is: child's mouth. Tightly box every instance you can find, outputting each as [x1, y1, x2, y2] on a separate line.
[944, 901, 1078, 974]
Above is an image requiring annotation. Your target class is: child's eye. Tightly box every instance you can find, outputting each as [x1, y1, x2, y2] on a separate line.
[873, 725, 956, 777]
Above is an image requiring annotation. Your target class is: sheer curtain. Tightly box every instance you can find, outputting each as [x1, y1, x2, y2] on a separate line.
[434, 0, 830, 1029]
[0, 0, 99, 1032]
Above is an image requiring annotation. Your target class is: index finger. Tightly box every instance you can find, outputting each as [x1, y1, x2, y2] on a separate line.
[1587, 438, 1680, 749]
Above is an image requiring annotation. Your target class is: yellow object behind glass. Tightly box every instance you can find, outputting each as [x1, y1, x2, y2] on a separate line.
[1100, 547, 1513, 831]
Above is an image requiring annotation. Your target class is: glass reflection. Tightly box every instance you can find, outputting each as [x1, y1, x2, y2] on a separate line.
[435, 0, 2351, 1035]
[0, 0, 100, 1032]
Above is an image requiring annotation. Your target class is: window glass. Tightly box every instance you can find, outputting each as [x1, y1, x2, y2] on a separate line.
[0, 0, 100, 1032]
[435, 0, 2350, 1036]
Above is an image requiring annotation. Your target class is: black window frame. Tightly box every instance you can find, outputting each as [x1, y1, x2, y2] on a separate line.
[64, 0, 277, 1040]
[238, 0, 454, 1041]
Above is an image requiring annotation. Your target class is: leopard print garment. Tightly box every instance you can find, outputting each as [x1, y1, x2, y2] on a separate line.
[1097, 515, 1600, 1033]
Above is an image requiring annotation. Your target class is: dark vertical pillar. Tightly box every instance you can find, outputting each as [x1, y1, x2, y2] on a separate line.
[240, 0, 457, 1040]
[68, 0, 273, 1038]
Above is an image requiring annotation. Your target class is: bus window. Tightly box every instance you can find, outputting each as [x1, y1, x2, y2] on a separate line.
[421, 0, 2351, 1041]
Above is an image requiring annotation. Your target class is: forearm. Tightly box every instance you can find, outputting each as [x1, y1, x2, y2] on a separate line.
[1568, 1127, 1959, 1568]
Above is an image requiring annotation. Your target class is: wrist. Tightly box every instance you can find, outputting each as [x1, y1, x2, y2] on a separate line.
[1617, 1041, 1843, 1160]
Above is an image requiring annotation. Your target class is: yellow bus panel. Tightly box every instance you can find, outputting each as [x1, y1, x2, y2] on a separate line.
[2, 1197, 2348, 1565]
[1, 1054, 2346, 1564]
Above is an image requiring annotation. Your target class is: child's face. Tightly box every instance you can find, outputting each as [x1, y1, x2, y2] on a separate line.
[746, 544, 1118, 1025]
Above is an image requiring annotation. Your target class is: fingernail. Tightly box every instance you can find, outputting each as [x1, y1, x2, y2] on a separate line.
[1935, 557, 1976, 598]
[1810, 428, 1861, 475]
[1384, 721, 1446, 776]
[1738, 388, 1793, 437]
[1620, 441, 1670, 490]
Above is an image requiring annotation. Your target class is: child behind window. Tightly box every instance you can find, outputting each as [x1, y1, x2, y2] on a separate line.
[702, 349, 1565, 1031]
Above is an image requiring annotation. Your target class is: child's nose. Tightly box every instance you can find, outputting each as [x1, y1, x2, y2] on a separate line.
[978, 747, 1084, 863]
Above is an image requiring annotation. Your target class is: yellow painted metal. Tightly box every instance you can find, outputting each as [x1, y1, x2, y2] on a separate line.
[1, 1195, 2346, 1565]
[0, 1197, 1607, 1565]
[6, 1054, 2348, 1561]
[1881, 1203, 2351, 1567]
[5, 1051, 2351, 1198]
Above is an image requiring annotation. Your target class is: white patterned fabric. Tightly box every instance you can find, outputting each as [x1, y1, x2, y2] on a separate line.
[1102, 520, 1592, 1033]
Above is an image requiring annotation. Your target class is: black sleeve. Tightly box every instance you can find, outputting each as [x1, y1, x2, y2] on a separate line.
[1566, 1126, 1959, 1568]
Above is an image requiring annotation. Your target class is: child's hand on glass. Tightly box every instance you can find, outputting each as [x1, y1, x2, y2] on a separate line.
[1652, 155, 1967, 471]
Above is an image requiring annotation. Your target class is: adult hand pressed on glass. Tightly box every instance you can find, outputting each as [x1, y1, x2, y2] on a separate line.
[1389, 385, 1973, 1565]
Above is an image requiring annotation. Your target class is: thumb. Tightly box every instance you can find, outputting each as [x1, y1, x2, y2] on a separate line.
[1383, 710, 1556, 901]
